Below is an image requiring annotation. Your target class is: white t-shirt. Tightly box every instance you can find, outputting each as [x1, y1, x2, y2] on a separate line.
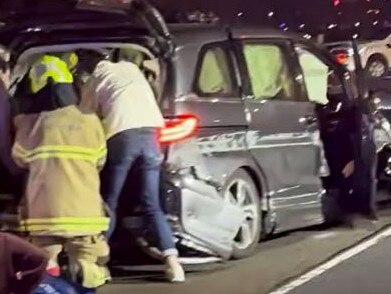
[81, 61, 164, 140]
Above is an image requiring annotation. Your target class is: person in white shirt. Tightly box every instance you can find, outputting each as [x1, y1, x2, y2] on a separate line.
[79, 49, 185, 283]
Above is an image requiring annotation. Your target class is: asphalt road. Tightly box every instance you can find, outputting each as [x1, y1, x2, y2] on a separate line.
[99, 207, 391, 294]
[290, 233, 391, 294]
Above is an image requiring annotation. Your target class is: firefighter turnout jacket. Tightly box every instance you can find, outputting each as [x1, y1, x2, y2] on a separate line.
[12, 54, 109, 236]
[12, 105, 109, 236]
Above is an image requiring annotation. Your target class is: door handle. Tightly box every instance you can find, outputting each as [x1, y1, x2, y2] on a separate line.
[299, 115, 317, 125]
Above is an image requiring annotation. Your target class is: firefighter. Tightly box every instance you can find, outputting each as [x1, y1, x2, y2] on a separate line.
[11, 53, 110, 290]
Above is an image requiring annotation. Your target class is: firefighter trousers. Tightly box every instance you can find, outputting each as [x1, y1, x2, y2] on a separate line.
[31, 234, 110, 289]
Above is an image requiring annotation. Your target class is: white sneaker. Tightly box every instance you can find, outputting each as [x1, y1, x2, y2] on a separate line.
[165, 257, 185, 283]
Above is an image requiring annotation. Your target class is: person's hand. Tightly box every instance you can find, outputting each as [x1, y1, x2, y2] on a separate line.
[342, 161, 355, 178]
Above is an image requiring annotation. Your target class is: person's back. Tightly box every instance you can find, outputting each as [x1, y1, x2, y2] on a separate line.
[80, 60, 164, 140]
[13, 105, 107, 233]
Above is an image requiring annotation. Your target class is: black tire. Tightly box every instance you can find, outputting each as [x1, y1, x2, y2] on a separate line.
[366, 55, 388, 78]
[223, 169, 262, 259]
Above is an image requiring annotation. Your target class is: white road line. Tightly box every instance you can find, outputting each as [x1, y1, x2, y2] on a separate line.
[269, 225, 391, 294]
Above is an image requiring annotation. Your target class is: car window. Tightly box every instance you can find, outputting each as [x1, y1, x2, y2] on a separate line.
[295, 46, 344, 105]
[197, 46, 235, 96]
[242, 43, 295, 101]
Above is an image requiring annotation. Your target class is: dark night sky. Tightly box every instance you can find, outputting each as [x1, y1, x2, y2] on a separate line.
[0, 0, 389, 35]
[150, 0, 391, 30]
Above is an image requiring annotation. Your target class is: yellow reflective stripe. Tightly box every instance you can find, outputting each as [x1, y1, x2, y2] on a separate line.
[19, 217, 110, 232]
[19, 224, 109, 232]
[24, 153, 98, 164]
[13, 143, 107, 163]
[15, 143, 106, 156]
[22, 217, 109, 225]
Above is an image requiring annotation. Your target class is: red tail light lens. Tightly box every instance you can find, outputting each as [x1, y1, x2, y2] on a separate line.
[335, 53, 349, 65]
[332, 50, 350, 65]
[159, 114, 199, 144]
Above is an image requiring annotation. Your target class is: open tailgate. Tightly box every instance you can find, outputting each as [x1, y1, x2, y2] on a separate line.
[0, 0, 173, 58]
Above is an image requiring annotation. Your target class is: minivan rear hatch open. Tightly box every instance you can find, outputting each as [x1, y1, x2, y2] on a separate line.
[0, 0, 173, 61]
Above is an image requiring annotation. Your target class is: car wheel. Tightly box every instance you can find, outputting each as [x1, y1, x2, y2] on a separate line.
[223, 169, 261, 259]
[366, 55, 388, 78]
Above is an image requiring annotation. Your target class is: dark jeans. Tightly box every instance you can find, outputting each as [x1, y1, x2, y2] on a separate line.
[100, 128, 177, 256]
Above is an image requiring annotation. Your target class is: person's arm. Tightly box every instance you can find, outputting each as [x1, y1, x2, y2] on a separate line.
[79, 76, 103, 117]
[10, 119, 29, 170]
[2, 233, 48, 294]
[0, 81, 21, 175]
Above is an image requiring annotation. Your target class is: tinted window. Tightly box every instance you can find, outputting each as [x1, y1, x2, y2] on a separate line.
[295, 46, 344, 105]
[243, 43, 295, 101]
[197, 46, 235, 96]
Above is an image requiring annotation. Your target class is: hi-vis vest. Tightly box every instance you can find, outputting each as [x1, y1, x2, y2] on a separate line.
[12, 106, 109, 236]
[29, 55, 74, 94]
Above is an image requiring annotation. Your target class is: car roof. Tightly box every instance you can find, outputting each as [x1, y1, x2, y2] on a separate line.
[168, 23, 297, 46]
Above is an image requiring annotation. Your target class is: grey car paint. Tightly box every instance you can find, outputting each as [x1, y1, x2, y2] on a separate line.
[164, 25, 329, 251]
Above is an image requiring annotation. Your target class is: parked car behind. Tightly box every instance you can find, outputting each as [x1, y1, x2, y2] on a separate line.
[0, 0, 375, 262]
[326, 29, 391, 78]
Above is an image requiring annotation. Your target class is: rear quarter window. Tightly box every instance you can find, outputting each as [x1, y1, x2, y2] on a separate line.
[196, 46, 236, 96]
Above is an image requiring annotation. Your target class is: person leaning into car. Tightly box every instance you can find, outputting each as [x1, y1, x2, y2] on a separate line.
[79, 49, 185, 283]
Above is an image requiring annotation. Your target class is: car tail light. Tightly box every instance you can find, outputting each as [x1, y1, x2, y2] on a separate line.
[159, 114, 199, 144]
[332, 49, 350, 65]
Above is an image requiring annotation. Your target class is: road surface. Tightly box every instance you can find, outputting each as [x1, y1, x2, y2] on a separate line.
[99, 207, 391, 294]
[290, 230, 391, 294]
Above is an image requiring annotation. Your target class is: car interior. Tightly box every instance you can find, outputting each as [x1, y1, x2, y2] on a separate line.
[9, 43, 162, 102]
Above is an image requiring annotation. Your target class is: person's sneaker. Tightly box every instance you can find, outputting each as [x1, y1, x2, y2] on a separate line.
[165, 256, 185, 283]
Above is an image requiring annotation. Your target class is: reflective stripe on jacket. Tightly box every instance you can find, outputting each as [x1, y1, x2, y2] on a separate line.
[29, 55, 73, 94]
[12, 105, 109, 236]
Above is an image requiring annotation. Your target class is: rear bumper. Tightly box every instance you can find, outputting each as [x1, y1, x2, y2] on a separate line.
[120, 168, 225, 258]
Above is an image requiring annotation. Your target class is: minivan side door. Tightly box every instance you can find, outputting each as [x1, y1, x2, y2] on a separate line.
[234, 39, 324, 230]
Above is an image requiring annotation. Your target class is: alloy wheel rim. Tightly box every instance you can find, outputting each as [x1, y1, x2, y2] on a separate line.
[224, 179, 260, 250]
[368, 61, 386, 78]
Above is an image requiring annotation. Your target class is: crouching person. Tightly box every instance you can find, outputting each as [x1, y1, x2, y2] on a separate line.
[11, 53, 110, 290]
